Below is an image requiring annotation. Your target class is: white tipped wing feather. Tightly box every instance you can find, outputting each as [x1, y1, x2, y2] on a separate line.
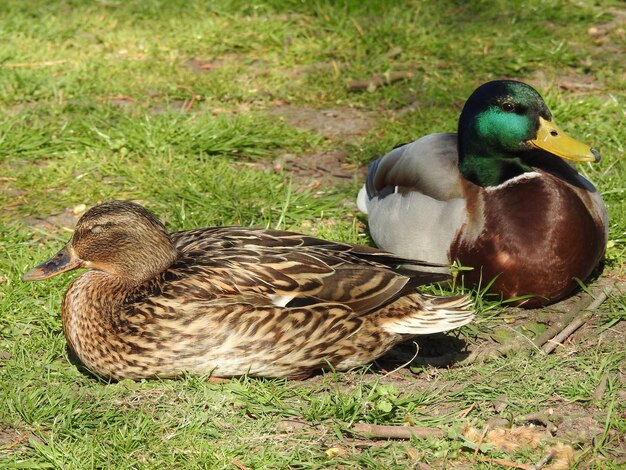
[381, 294, 474, 335]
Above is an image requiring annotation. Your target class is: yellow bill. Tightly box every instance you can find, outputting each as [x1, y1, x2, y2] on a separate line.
[529, 116, 600, 163]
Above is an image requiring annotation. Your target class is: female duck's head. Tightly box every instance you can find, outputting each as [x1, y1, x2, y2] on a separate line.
[457, 80, 600, 187]
[24, 201, 178, 284]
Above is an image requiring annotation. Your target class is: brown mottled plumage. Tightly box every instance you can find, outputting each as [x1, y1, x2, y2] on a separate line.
[23, 201, 474, 380]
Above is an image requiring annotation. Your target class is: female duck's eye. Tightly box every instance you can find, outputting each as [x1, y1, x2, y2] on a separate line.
[501, 102, 515, 112]
[90, 222, 114, 234]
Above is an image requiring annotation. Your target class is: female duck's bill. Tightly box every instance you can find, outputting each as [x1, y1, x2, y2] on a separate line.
[23, 244, 82, 281]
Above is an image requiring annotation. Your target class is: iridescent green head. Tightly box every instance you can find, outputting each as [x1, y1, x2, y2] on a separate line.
[457, 80, 600, 187]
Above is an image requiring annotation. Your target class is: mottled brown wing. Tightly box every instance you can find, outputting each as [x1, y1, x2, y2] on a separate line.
[165, 226, 449, 315]
[172, 226, 448, 271]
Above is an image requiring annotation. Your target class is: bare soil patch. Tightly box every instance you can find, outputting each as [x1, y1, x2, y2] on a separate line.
[23, 206, 84, 234]
[0, 427, 28, 450]
[529, 69, 602, 95]
[279, 151, 361, 182]
[240, 104, 377, 191]
[268, 106, 377, 140]
[587, 7, 626, 50]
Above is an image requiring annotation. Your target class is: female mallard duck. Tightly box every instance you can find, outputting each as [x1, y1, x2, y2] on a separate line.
[357, 80, 608, 308]
[23, 200, 473, 380]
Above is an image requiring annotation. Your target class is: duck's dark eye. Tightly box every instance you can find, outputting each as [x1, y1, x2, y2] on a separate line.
[501, 102, 515, 112]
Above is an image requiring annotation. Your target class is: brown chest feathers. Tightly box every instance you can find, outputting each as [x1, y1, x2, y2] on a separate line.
[451, 171, 606, 307]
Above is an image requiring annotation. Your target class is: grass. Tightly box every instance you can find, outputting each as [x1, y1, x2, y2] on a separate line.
[1, 0, 625, 468]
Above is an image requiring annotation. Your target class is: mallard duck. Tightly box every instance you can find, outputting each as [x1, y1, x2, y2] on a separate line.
[357, 80, 608, 308]
[23, 200, 474, 380]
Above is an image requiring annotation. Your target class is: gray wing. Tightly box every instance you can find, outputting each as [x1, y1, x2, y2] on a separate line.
[361, 133, 463, 206]
[167, 226, 452, 313]
[357, 133, 468, 264]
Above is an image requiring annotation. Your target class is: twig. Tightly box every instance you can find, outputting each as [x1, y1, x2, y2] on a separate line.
[276, 419, 323, 432]
[178, 86, 199, 113]
[395, 99, 422, 118]
[350, 423, 444, 440]
[478, 457, 529, 469]
[375, 367, 405, 380]
[252, 69, 270, 77]
[347, 71, 413, 92]
[206, 376, 229, 383]
[473, 425, 490, 461]
[0, 177, 17, 181]
[0, 433, 29, 450]
[458, 403, 476, 419]
[231, 458, 251, 470]
[541, 311, 594, 353]
[530, 283, 608, 350]
[109, 94, 134, 102]
[457, 334, 530, 366]
[382, 342, 419, 378]
[278, 420, 444, 441]
[542, 285, 614, 354]
[4, 60, 67, 68]
[454, 280, 616, 365]
[592, 371, 610, 404]
[529, 449, 556, 470]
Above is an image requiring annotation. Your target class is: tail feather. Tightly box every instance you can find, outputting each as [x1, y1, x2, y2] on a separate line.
[382, 294, 474, 335]
[356, 186, 369, 214]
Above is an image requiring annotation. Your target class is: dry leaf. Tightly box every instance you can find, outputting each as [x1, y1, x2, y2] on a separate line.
[72, 204, 87, 216]
[463, 425, 545, 453]
[326, 447, 348, 457]
[546, 442, 575, 470]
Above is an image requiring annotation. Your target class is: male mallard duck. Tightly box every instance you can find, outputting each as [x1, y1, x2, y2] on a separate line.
[357, 80, 608, 308]
[23, 200, 473, 380]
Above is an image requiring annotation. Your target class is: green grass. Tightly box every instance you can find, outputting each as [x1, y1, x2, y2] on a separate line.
[1, 0, 625, 468]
